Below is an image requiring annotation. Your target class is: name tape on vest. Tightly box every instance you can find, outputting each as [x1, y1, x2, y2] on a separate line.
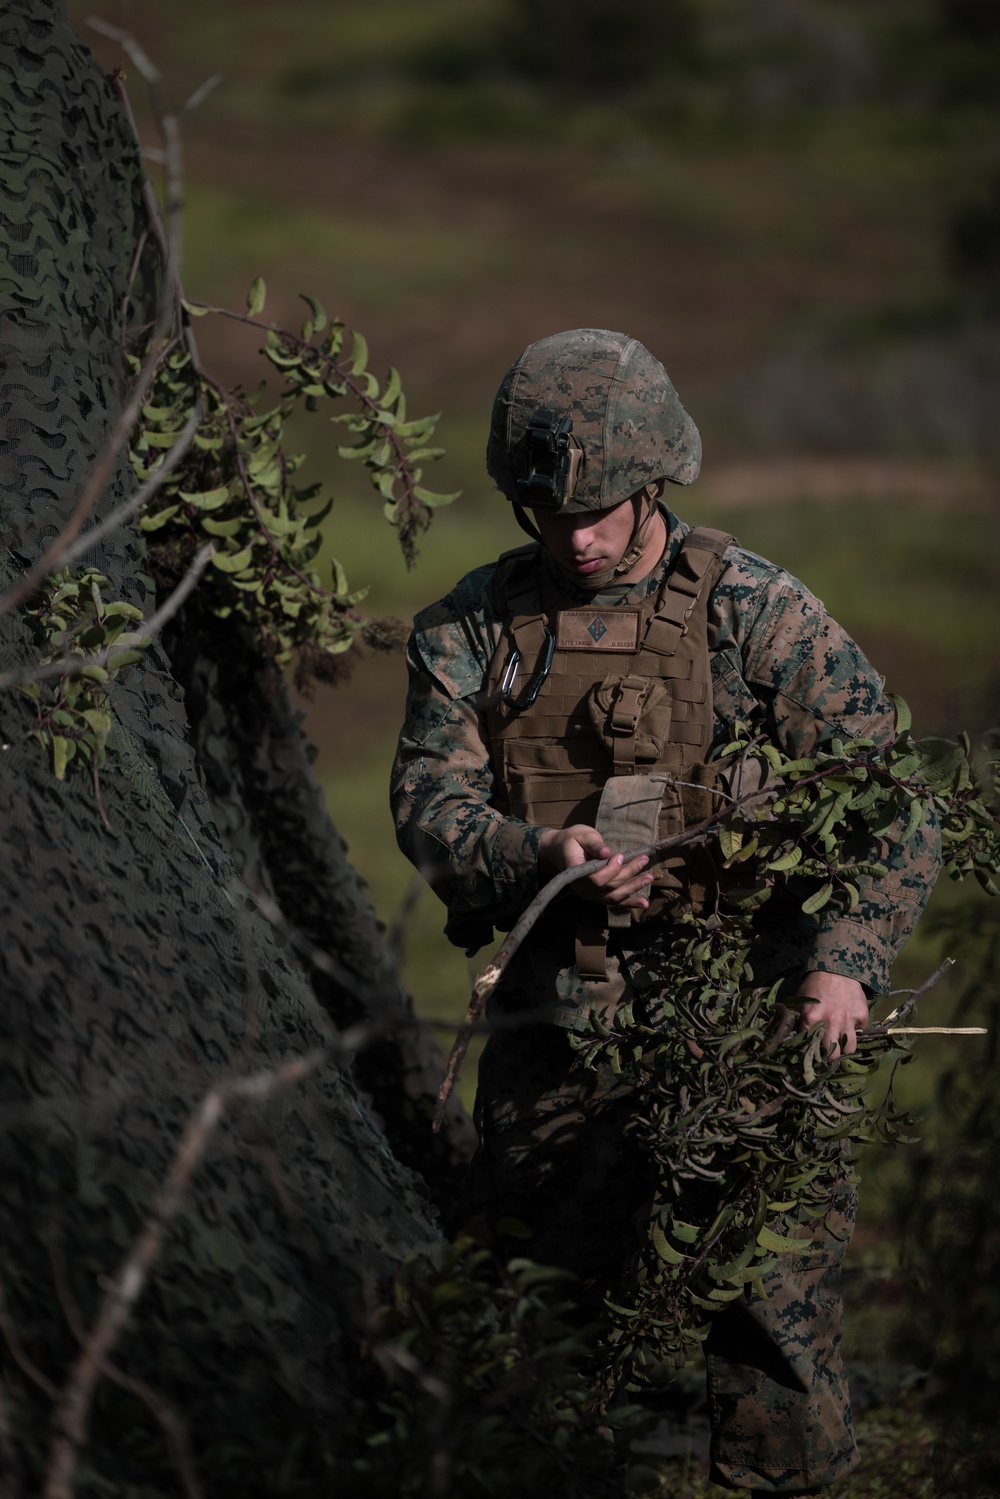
[555, 608, 640, 652]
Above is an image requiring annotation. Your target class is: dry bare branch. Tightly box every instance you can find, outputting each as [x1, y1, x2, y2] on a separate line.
[0, 544, 214, 695]
[0, 1372, 21, 1499]
[887, 1026, 987, 1034]
[41, 1032, 369, 1499]
[0, 1274, 59, 1401]
[54, 405, 202, 574]
[387, 872, 426, 963]
[48, 1231, 204, 1499]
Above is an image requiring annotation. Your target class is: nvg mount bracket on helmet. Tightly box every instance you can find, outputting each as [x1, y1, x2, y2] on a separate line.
[516, 409, 576, 511]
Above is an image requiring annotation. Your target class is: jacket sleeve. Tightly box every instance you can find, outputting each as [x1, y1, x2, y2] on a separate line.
[390, 585, 545, 949]
[728, 564, 941, 994]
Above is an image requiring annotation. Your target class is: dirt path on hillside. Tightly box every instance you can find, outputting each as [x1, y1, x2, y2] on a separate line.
[697, 457, 994, 507]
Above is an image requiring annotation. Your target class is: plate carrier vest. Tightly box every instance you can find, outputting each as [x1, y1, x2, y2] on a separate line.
[485, 526, 736, 980]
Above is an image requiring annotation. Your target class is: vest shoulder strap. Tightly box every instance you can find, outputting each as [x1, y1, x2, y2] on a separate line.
[642, 526, 737, 657]
[491, 543, 542, 619]
[683, 525, 735, 558]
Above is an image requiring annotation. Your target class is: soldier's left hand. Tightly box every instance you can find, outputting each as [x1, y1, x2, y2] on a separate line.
[537, 824, 654, 911]
[794, 970, 869, 1058]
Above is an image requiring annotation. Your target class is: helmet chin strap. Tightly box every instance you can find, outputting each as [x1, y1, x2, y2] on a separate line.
[569, 486, 661, 592]
[513, 483, 663, 591]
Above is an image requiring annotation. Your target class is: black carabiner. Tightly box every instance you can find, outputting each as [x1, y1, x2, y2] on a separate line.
[500, 628, 555, 710]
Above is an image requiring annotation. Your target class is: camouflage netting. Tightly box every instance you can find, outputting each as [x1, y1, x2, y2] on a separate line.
[0, 2, 455, 1487]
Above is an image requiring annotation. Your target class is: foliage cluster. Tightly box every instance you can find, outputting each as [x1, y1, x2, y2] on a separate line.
[17, 567, 145, 779]
[9, 280, 457, 785]
[569, 712, 999, 1388]
[340, 1238, 642, 1499]
[137, 282, 454, 691]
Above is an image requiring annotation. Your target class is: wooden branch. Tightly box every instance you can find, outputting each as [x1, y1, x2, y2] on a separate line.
[41, 1032, 369, 1499]
[48, 1231, 204, 1499]
[55, 405, 201, 573]
[0, 1371, 20, 1499]
[887, 1026, 986, 1036]
[0, 19, 191, 627]
[864, 959, 957, 1037]
[0, 204, 178, 621]
[0, 544, 214, 695]
[0, 1274, 58, 1401]
[432, 791, 764, 1130]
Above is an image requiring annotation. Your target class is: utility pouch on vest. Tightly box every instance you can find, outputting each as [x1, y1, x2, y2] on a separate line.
[593, 761, 724, 928]
[587, 671, 673, 772]
[594, 772, 674, 928]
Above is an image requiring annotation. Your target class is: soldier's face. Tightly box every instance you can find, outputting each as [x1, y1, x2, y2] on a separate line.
[531, 496, 643, 581]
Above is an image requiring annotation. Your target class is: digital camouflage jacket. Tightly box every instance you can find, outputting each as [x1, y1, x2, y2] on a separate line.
[391, 509, 941, 1030]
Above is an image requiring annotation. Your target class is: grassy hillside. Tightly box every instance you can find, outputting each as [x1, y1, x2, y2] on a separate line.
[70, 0, 999, 1074]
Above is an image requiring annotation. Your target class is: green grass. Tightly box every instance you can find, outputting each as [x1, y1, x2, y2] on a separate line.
[181, 182, 509, 318]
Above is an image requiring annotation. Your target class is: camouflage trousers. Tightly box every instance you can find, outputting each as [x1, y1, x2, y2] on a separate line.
[461, 1024, 859, 1494]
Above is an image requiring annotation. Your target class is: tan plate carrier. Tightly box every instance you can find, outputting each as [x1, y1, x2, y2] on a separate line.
[486, 526, 735, 979]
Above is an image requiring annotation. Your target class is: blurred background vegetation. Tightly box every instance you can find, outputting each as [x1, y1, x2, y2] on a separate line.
[71, 0, 999, 1479]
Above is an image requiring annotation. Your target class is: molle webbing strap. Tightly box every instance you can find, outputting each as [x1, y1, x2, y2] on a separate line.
[643, 526, 732, 659]
[575, 919, 611, 981]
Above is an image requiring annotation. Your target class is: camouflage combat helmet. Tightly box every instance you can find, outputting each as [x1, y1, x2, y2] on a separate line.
[486, 328, 701, 514]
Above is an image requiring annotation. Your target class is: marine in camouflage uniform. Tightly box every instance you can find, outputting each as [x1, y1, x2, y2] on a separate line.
[391, 330, 940, 1492]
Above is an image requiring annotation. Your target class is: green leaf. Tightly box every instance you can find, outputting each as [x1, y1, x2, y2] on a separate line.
[766, 845, 803, 872]
[180, 298, 211, 317]
[669, 1220, 700, 1245]
[139, 506, 180, 533]
[299, 292, 328, 334]
[211, 545, 255, 574]
[350, 330, 369, 375]
[650, 1224, 686, 1265]
[246, 276, 266, 316]
[382, 366, 402, 409]
[902, 795, 926, 844]
[413, 487, 460, 507]
[890, 693, 912, 737]
[801, 881, 834, 915]
[338, 438, 378, 461]
[178, 486, 231, 511]
[52, 736, 72, 780]
[756, 1224, 807, 1254]
[201, 516, 245, 538]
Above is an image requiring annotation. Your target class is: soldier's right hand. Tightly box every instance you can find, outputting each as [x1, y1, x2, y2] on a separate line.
[538, 825, 653, 912]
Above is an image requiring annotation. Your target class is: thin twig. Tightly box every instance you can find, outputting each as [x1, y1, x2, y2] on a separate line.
[865, 959, 957, 1037]
[886, 1026, 986, 1035]
[41, 1035, 368, 1499]
[55, 405, 201, 574]
[0, 1274, 59, 1401]
[48, 1230, 204, 1499]
[177, 73, 224, 123]
[0, 325, 174, 621]
[0, 1372, 21, 1499]
[0, 22, 187, 626]
[0, 544, 213, 694]
[387, 872, 426, 963]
